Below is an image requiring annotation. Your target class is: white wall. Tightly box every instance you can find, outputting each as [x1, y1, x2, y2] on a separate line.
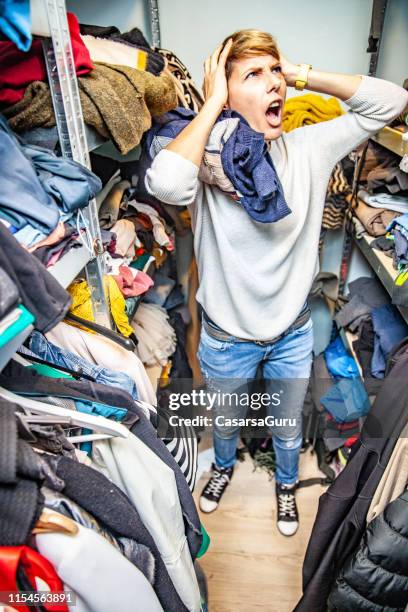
[158, 0, 373, 96]
[377, 0, 408, 86]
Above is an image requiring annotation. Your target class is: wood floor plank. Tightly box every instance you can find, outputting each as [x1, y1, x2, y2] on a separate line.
[194, 448, 326, 612]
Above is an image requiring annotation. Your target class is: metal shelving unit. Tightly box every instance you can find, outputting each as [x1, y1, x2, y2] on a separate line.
[0, 325, 34, 371]
[48, 244, 91, 288]
[371, 126, 408, 157]
[353, 232, 408, 325]
[41, 0, 111, 328]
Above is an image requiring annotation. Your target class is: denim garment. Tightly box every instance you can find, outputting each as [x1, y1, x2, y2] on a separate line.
[23, 142, 102, 214]
[137, 107, 291, 224]
[28, 330, 139, 400]
[197, 317, 313, 485]
[371, 304, 408, 378]
[0, 114, 60, 232]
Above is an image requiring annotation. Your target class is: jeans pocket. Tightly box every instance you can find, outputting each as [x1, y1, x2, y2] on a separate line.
[200, 326, 233, 353]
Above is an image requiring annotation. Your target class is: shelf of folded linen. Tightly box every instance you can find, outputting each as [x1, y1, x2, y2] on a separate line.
[0, 306, 35, 370]
[371, 126, 408, 158]
[339, 328, 362, 378]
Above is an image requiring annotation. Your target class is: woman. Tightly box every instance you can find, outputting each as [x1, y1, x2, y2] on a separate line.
[146, 30, 408, 536]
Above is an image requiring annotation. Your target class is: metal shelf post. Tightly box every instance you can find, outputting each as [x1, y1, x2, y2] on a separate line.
[42, 0, 111, 328]
[148, 0, 161, 47]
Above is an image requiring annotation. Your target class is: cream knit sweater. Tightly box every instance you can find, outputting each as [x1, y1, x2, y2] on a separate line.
[146, 76, 408, 340]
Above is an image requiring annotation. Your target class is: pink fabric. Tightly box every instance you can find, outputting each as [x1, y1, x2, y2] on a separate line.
[113, 265, 154, 297]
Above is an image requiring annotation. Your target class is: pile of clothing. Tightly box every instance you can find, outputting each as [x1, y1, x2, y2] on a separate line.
[335, 276, 408, 389]
[0, 213, 206, 611]
[0, 13, 178, 155]
[0, 114, 101, 264]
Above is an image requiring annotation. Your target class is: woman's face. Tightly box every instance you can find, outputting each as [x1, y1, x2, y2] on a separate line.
[226, 54, 286, 141]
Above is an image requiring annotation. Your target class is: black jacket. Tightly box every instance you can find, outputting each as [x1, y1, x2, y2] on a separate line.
[295, 340, 408, 612]
[328, 489, 408, 611]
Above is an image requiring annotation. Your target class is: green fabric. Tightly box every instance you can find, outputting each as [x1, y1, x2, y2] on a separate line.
[0, 305, 35, 348]
[130, 253, 151, 271]
[197, 523, 210, 558]
[27, 363, 74, 380]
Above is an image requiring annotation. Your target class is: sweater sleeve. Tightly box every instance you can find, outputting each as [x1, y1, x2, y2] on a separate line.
[303, 75, 408, 167]
[145, 148, 200, 206]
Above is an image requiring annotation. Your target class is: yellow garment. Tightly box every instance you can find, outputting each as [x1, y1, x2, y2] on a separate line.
[283, 93, 344, 132]
[67, 277, 134, 338]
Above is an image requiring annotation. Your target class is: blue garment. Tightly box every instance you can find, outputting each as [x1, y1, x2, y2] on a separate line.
[387, 212, 408, 233]
[321, 378, 370, 423]
[27, 331, 139, 400]
[197, 317, 313, 485]
[0, 0, 31, 52]
[23, 143, 102, 214]
[324, 336, 360, 379]
[371, 304, 408, 378]
[138, 107, 291, 224]
[0, 115, 60, 232]
[220, 110, 291, 223]
[76, 400, 128, 454]
[0, 115, 101, 231]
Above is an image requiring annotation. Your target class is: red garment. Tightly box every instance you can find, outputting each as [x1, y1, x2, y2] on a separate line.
[0, 13, 93, 107]
[0, 546, 68, 612]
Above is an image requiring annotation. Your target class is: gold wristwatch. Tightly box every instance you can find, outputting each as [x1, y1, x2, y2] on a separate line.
[295, 64, 312, 91]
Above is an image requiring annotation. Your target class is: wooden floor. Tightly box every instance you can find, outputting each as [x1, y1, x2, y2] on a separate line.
[194, 448, 326, 612]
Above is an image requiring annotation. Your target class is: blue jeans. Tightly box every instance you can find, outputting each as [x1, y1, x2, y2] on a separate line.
[197, 318, 313, 485]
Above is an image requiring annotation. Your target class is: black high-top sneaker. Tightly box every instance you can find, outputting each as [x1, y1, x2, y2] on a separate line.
[199, 463, 234, 513]
[275, 482, 299, 536]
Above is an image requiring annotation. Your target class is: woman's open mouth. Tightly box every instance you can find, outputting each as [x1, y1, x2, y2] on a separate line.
[265, 100, 282, 127]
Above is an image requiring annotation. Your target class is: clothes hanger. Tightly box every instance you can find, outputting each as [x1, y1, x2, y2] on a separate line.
[15, 351, 97, 382]
[64, 312, 137, 351]
[32, 508, 79, 536]
[0, 387, 129, 439]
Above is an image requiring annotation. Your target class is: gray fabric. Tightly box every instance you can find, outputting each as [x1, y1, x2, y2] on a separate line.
[335, 277, 389, 331]
[42, 487, 156, 585]
[0, 268, 19, 318]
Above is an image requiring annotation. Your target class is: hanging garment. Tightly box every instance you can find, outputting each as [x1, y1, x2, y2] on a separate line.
[4, 63, 178, 155]
[79, 23, 165, 76]
[0, 545, 68, 612]
[327, 490, 408, 612]
[67, 277, 134, 338]
[366, 421, 408, 523]
[0, 223, 71, 333]
[282, 93, 344, 132]
[44, 455, 189, 612]
[92, 434, 201, 611]
[0, 12, 93, 107]
[36, 523, 164, 612]
[46, 321, 156, 405]
[295, 348, 408, 612]
[334, 276, 389, 333]
[42, 487, 156, 584]
[140, 107, 291, 225]
[110, 219, 138, 256]
[131, 303, 177, 367]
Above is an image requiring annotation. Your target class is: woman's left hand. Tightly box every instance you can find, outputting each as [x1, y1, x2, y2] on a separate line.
[279, 54, 300, 88]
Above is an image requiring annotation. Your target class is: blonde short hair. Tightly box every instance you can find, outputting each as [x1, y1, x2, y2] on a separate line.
[221, 29, 280, 79]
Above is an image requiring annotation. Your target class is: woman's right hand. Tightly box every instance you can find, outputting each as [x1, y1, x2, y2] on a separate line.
[203, 39, 233, 111]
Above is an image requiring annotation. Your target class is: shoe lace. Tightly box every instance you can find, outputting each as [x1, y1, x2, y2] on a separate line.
[278, 491, 297, 519]
[206, 470, 230, 497]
